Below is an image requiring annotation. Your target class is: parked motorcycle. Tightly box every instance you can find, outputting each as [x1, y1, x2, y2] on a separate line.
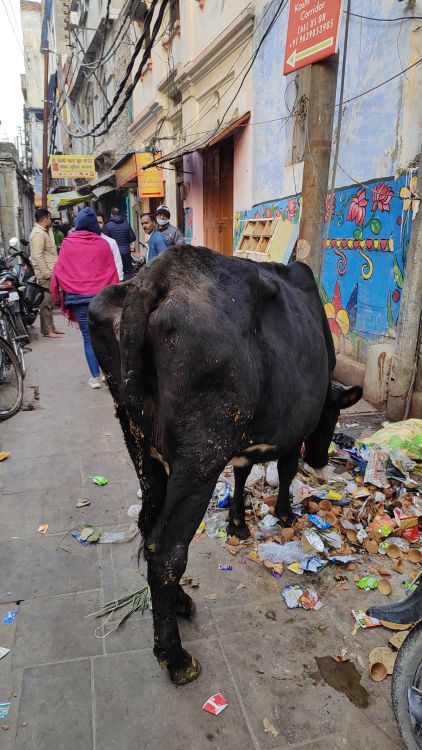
[1, 238, 46, 329]
[367, 573, 422, 749]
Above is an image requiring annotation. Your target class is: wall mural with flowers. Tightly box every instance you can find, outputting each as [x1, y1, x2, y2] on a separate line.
[321, 172, 416, 361]
[234, 172, 416, 363]
[233, 194, 301, 257]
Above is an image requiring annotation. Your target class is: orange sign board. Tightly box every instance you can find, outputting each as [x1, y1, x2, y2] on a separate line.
[50, 154, 96, 179]
[115, 154, 138, 188]
[136, 152, 164, 198]
[283, 0, 342, 75]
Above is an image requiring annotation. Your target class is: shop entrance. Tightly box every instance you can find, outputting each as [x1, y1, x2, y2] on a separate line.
[203, 136, 234, 255]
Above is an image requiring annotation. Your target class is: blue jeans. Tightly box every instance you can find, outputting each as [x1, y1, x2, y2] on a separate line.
[72, 303, 100, 377]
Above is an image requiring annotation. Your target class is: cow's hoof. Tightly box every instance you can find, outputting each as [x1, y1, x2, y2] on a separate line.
[176, 590, 196, 619]
[227, 520, 251, 540]
[278, 513, 295, 528]
[169, 652, 201, 685]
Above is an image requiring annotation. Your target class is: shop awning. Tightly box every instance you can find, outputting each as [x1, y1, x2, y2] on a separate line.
[92, 184, 116, 198]
[48, 191, 93, 209]
[111, 152, 138, 188]
[145, 112, 251, 169]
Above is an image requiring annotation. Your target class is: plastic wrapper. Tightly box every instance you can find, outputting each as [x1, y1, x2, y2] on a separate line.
[359, 419, 422, 461]
[364, 449, 389, 488]
[299, 557, 327, 573]
[351, 610, 380, 628]
[98, 523, 138, 544]
[205, 513, 228, 539]
[303, 528, 325, 553]
[299, 587, 323, 610]
[258, 540, 309, 564]
[320, 531, 342, 549]
[213, 482, 231, 509]
[308, 513, 332, 530]
[357, 576, 378, 590]
[266, 461, 279, 488]
[281, 584, 303, 608]
[259, 514, 279, 530]
[289, 479, 321, 503]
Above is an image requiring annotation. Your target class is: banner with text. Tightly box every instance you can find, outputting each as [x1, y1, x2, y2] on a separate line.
[50, 154, 96, 179]
[136, 152, 164, 198]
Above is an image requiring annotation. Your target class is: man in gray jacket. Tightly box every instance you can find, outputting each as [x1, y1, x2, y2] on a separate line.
[29, 208, 63, 338]
[155, 205, 183, 245]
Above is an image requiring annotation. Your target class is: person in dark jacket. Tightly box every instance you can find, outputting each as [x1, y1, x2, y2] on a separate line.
[104, 207, 136, 280]
[155, 204, 183, 245]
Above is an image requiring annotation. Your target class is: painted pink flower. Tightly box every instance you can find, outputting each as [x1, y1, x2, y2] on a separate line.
[254, 210, 261, 219]
[286, 198, 297, 221]
[372, 182, 393, 212]
[264, 207, 273, 218]
[275, 208, 282, 217]
[347, 188, 368, 226]
[325, 193, 336, 222]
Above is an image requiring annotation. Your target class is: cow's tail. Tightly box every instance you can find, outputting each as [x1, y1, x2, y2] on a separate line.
[119, 273, 165, 423]
[119, 275, 170, 547]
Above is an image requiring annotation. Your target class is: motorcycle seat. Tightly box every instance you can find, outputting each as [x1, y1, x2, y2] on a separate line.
[0, 291, 9, 301]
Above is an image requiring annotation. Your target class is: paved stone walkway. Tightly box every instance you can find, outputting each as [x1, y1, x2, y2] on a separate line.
[0, 319, 403, 749]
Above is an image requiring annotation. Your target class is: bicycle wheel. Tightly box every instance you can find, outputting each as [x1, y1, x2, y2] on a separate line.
[0, 337, 23, 419]
[0, 308, 26, 378]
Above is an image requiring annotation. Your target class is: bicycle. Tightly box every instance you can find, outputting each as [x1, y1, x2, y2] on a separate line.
[0, 289, 26, 377]
[0, 332, 23, 420]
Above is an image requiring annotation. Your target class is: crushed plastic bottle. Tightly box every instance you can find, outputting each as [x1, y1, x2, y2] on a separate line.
[205, 513, 228, 539]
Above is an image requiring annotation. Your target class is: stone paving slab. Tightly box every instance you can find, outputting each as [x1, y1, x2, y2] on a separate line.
[12, 591, 103, 668]
[0, 323, 404, 749]
[0, 536, 100, 603]
[93, 643, 256, 750]
[1, 454, 81, 496]
[14, 660, 93, 750]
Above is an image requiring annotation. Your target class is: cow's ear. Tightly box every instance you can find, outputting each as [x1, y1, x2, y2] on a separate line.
[338, 385, 363, 410]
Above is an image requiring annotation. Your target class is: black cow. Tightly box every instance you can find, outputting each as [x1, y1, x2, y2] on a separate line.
[89, 245, 362, 685]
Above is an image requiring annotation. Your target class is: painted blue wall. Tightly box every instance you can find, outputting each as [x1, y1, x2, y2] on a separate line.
[252, 1, 412, 203]
[238, 1, 418, 362]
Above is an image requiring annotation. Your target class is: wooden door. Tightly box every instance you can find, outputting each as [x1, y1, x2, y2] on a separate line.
[203, 137, 234, 255]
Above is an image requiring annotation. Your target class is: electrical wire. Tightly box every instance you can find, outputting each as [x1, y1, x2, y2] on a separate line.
[1, 0, 24, 55]
[174, 0, 283, 141]
[98, 0, 111, 66]
[341, 57, 422, 106]
[59, 0, 170, 139]
[345, 11, 422, 22]
[149, 0, 289, 168]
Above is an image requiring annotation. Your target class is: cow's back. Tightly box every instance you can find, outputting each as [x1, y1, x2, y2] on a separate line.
[121, 246, 333, 459]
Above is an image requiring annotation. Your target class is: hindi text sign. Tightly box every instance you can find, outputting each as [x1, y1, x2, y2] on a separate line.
[136, 152, 164, 198]
[50, 154, 96, 179]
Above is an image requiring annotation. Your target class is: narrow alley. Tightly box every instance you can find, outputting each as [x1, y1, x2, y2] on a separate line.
[0, 318, 405, 749]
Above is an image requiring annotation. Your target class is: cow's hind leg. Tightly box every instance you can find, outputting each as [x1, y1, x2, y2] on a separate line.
[227, 465, 251, 539]
[145, 468, 220, 685]
[275, 443, 301, 526]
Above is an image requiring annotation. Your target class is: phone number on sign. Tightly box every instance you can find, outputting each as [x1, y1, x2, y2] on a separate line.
[293, 18, 334, 46]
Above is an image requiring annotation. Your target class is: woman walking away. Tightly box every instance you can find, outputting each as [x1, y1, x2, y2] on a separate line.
[51, 208, 118, 389]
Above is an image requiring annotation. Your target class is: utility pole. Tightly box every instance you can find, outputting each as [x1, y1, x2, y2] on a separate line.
[41, 46, 49, 207]
[386, 161, 422, 420]
[296, 55, 338, 280]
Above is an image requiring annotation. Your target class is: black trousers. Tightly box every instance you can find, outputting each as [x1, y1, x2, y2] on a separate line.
[121, 253, 133, 280]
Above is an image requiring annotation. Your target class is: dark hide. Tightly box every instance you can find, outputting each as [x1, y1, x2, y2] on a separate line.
[89, 245, 361, 685]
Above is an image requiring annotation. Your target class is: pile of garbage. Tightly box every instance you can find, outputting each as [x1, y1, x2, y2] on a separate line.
[201, 420, 422, 609]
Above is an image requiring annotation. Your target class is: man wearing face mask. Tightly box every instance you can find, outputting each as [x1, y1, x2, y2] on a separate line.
[155, 204, 183, 245]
